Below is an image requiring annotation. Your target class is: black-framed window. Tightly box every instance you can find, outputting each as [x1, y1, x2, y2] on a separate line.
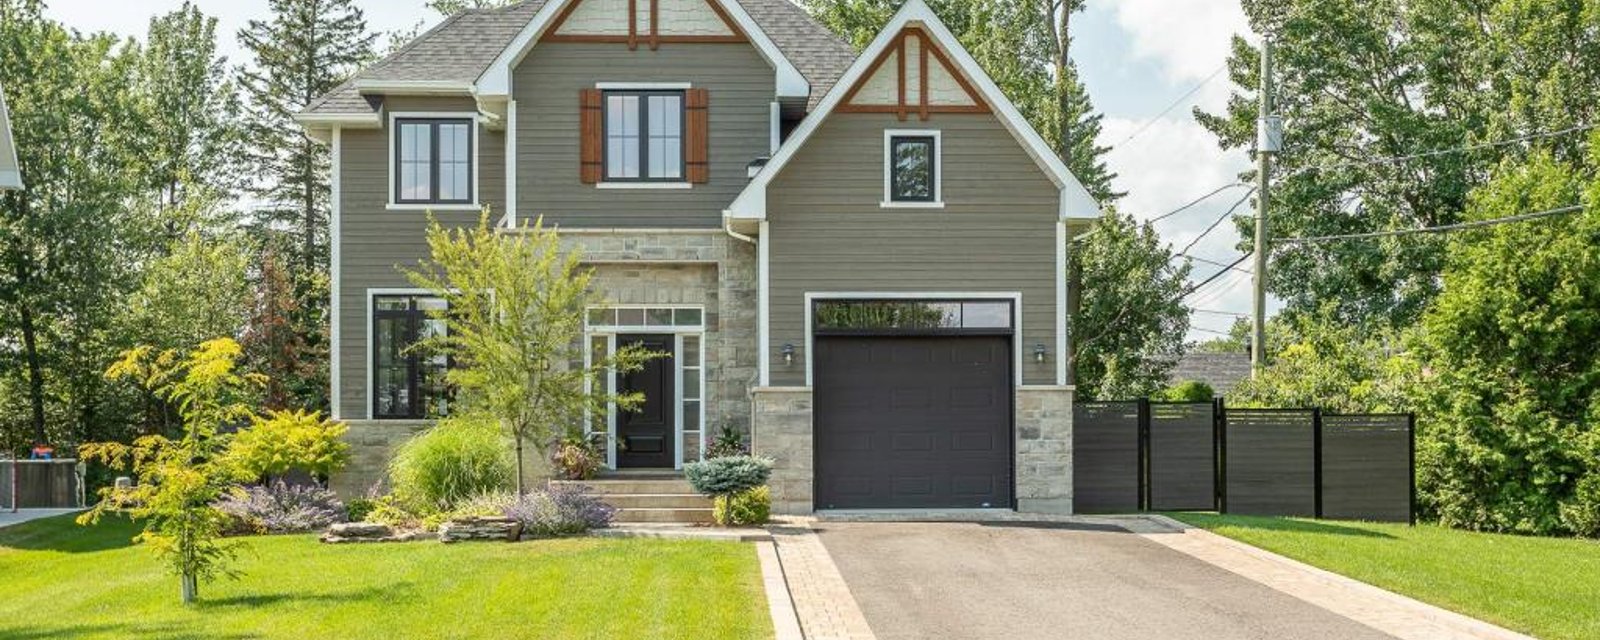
[394, 118, 473, 204]
[888, 135, 937, 202]
[373, 295, 451, 419]
[813, 299, 1014, 335]
[604, 90, 684, 181]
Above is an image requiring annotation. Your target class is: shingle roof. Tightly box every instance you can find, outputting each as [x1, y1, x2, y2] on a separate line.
[300, 0, 856, 116]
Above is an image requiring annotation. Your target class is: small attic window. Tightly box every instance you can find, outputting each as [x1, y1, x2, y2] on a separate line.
[883, 130, 942, 208]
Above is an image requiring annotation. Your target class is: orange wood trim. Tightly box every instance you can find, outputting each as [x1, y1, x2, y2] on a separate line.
[917, 31, 930, 121]
[579, 89, 604, 183]
[704, 0, 746, 40]
[921, 31, 990, 111]
[685, 88, 710, 183]
[627, 0, 638, 50]
[541, 0, 585, 40]
[895, 32, 908, 121]
[649, 0, 659, 50]
[539, 34, 746, 44]
[836, 104, 989, 115]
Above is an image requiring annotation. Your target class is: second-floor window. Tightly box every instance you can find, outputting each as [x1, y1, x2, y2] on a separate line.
[395, 118, 473, 204]
[605, 90, 684, 181]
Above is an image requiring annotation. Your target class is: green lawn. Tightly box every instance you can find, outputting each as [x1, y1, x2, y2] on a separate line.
[1169, 513, 1600, 640]
[0, 514, 772, 640]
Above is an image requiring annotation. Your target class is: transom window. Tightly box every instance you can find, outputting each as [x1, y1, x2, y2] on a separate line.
[394, 118, 473, 204]
[885, 132, 941, 205]
[605, 91, 684, 181]
[373, 295, 451, 419]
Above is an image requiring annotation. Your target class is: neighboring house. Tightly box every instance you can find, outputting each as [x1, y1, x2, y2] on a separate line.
[0, 85, 20, 190]
[1166, 352, 1252, 396]
[296, 0, 1101, 515]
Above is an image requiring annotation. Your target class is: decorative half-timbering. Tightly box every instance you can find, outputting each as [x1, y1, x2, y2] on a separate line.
[543, 0, 746, 49]
[839, 27, 988, 120]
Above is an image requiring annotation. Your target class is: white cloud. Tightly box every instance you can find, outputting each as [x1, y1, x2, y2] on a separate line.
[1107, 0, 1252, 84]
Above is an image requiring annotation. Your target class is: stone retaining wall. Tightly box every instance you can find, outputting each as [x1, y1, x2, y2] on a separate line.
[750, 387, 814, 515]
[1016, 385, 1075, 514]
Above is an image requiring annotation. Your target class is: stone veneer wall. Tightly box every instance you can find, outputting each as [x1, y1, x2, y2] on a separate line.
[1015, 386, 1074, 514]
[750, 387, 814, 515]
[329, 229, 758, 496]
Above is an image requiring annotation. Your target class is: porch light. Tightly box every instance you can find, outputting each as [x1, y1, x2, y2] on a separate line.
[782, 343, 795, 366]
[1033, 343, 1048, 364]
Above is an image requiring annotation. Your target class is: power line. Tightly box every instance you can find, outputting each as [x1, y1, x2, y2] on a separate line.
[1187, 269, 1250, 309]
[1189, 326, 1237, 336]
[1283, 124, 1599, 179]
[1275, 203, 1584, 245]
[1108, 63, 1230, 153]
[1179, 188, 1257, 256]
[1176, 253, 1254, 275]
[1181, 253, 1252, 299]
[1192, 309, 1248, 317]
[1158, 182, 1254, 225]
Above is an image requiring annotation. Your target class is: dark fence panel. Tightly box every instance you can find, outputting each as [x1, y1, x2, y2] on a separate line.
[0, 460, 83, 508]
[1148, 402, 1217, 511]
[1223, 409, 1318, 517]
[1320, 415, 1413, 522]
[1072, 401, 1143, 513]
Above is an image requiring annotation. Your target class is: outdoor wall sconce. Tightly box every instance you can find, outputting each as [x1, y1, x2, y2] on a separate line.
[1033, 343, 1048, 364]
[782, 343, 795, 366]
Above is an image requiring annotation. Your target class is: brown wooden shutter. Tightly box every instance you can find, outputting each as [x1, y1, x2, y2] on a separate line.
[685, 88, 710, 183]
[579, 89, 603, 184]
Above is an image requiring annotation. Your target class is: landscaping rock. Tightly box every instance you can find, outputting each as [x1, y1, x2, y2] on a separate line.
[439, 516, 522, 543]
[320, 522, 436, 544]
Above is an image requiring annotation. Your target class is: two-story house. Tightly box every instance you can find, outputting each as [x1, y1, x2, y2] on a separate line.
[297, 0, 1100, 515]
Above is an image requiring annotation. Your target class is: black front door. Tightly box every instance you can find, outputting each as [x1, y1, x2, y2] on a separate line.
[617, 334, 675, 468]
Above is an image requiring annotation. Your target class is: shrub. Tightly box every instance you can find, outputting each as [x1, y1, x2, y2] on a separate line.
[225, 409, 351, 483]
[389, 416, 515, 512]
[683, 455, 772, 498]
[704, 425, 748, 459]
[363, 494, 424, 529]
[1153, 380, 1215, 403]
[504, 484, 616, 538]
[215, 481, 346, 534]
[550, 434, 605, 480]
[344, 499, 377, 524]
[714, 486, 770, 526]
[1560, 471, 1600, 538]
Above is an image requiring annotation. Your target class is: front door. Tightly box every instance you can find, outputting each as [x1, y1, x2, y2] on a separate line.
[616, 334, 675, 468]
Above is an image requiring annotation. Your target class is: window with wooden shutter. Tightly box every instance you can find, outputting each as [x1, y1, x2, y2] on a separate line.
[579, 89, 603, 184]
[685, 88, 709, 183]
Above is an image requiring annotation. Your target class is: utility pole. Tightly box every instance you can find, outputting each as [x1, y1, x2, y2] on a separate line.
[1252, 37, 1279, 375]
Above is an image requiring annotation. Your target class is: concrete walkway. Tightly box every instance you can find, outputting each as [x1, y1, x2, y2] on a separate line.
[816, 520, 1397, 640]
[0, 509, 80, 530]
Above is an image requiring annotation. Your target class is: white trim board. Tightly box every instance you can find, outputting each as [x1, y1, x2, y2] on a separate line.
[474, 0, 807, 102]
[799, 292, 1024, 388]
[724, 0, 1101, 222]
[386, 111, 483, 210]
[330, 128, 343, 419]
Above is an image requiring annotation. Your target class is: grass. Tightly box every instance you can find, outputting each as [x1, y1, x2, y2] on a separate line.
[0, 513, 772, 640]
[1169, 512, 1600, 640]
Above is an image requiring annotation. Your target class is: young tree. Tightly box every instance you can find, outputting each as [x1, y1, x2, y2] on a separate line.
[241, 247, 323, 411]
[1070, 210, 1191, 399]
[237, 0, 373, 413]
[406, 214, 656, 493]
[80, 339, 261, 604]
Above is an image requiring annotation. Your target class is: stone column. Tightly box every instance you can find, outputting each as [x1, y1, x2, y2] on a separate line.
[1015, 386, 1075, 514]
[750, 386, 814, 514]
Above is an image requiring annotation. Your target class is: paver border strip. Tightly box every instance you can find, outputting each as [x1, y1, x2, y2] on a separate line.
[1131, 514, 1535, 640]
[757, 539, 806, 640]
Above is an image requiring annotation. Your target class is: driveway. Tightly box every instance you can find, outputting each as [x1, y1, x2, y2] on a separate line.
[815, 521, 1395, 640]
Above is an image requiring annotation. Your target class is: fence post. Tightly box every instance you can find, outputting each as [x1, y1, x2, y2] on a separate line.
[1312, 407, 1324, 519]
[1215, 397, 1227, 514]
[1407, 413, 1417, 526]
[1137, 398, 1151, 511]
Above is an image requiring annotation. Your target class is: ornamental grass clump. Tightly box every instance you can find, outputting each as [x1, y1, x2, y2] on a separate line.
[389, 416, 516, 513]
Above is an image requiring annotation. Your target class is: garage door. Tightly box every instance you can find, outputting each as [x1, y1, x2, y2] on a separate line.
[815, 335, 1013, 509]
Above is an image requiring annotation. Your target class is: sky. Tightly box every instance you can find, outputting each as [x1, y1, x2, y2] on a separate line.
[43, 0, 1282, 342]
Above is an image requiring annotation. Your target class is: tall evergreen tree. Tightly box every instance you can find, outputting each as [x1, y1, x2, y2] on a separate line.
[237, 0, 375, 413]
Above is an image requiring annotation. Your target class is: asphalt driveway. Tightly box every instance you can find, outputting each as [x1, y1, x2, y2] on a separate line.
[816, 521, 1395, 640]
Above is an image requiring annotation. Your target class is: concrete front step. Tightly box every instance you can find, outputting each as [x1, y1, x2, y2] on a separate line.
[603, 493, 714, 509]
[613, 507, 715, 524]
[554, 479, 696, 495]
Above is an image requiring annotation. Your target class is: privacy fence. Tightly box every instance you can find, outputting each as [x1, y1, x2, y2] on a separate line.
[1072, 400, 1414, 523]
[1, 459, 86, 510]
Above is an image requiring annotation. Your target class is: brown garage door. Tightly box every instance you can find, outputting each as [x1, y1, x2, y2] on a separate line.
[814, 335, 1013, 509]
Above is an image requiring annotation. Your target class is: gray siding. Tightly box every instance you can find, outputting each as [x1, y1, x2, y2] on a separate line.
[337, 96, 505, 419]
[513, 42, 775, 227]
[767, 113, 1061, 386]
